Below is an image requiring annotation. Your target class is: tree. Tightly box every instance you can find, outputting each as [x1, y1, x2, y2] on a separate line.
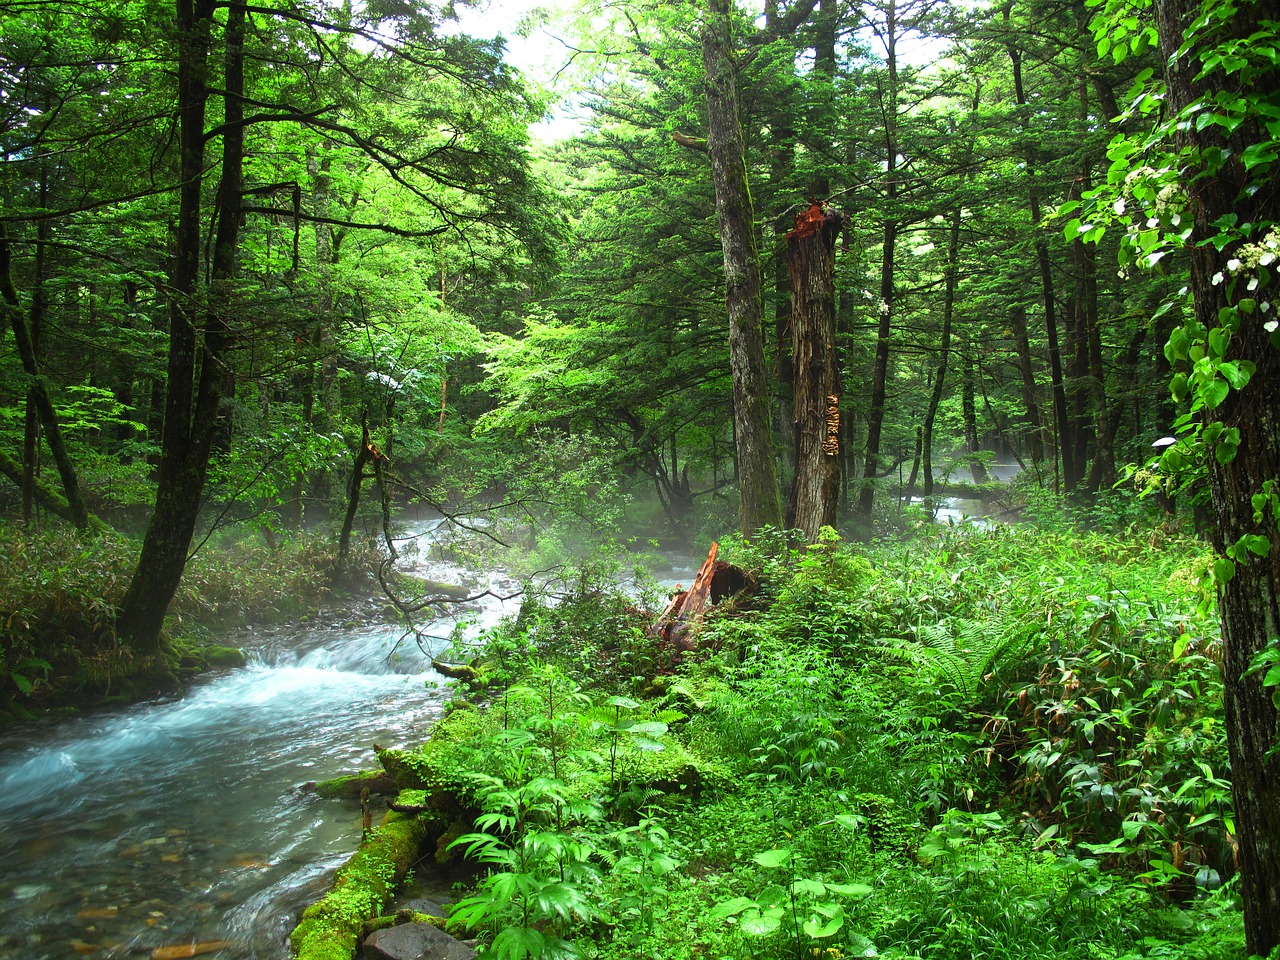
[784, 202, 844, 540]
[1082, 0, 1280, 950]
[702, 0, 783, 534]
[91, 0, 556, 651]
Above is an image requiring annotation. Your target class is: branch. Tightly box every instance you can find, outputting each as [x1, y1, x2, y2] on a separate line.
[671, 131, 708, 153]
[240, 206, 448, 238]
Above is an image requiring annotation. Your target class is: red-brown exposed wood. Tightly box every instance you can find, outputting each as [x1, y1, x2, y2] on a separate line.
[649, 543, 753, 658]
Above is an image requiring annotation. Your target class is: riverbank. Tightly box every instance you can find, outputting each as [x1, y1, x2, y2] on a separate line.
[0, 523, 374, 724]
[303, 522, 1250, 960]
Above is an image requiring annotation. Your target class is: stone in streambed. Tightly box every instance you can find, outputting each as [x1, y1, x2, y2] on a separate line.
[150, 941, 229, 960]
[363, 923, 474, 960]
[393, 899, 448, 917]
[76, 907, 119, 921]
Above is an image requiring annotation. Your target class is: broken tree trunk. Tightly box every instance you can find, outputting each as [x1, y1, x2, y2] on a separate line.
[649, 543, 752, 658]
[784, 201, 844, 541]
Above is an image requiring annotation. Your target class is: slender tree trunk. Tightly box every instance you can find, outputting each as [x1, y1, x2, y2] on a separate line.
[702, 0, 782, 534]
[784, 204, 843, 540]
[961, 338, 987, 482]
[859, 2, 899, 522]
[1153, 2, 1280, 953]
[0, 223, 91, 532]
[22, 204, 49, 524]
[1004, 6, 1073, 490]
[116, 0, 240, 652]
[922, 205, 963, 498]
[1009, 303, 1045, 466]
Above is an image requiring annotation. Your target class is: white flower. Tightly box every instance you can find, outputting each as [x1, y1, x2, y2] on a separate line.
[1228, 258, 1243, 272]
[1263, 301, 1272, 313]
[1249, 277, 1259, 291]
[1262, 252, 1276, 266]
[1212, 272, 1225, 285]
[1146, 217, 1159, 228]
[1113, 197, 1126, 215]
[1171, 213, 1181, 227]
[1264, 319, 1278, 332]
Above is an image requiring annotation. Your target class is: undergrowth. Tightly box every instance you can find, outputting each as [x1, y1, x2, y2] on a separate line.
[420, 519, 1252, 960]
[0, 522, 368, 714]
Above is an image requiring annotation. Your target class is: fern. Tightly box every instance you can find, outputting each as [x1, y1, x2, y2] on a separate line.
[876, 616, 1036, 702]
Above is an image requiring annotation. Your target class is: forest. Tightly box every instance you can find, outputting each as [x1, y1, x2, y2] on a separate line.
[0, 0, 1278, 959]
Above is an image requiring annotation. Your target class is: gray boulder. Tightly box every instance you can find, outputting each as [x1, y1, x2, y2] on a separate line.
[364, 922, 476, 960]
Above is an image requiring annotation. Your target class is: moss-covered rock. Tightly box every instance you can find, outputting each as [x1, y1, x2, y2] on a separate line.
[310, 771, 399, 800]
[198, 645, 248, 669]
[289, 806, 438, 960]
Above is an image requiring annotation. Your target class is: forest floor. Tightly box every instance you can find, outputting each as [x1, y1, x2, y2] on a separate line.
[310, 516, 1251, 960]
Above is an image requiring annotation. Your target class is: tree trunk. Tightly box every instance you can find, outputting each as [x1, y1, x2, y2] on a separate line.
[0, 223, 91, 532]
[858, 2, 900, 523]
[702, 0, 782, 534]
[784, 203, 843, 541]
[1009, 303, 1045, 467]
[922, 206, 962, 499]
[1153, 2, 1280, 953]
[116, 0, 239, 653]
[961, 335, 987, 482]
[1004, 6, 1073, 491]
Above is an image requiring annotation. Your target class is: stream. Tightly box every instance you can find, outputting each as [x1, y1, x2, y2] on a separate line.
[0, 532, 515, 960]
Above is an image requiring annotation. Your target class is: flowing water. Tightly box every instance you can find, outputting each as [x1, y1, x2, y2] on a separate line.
[0, 535, 515, 960]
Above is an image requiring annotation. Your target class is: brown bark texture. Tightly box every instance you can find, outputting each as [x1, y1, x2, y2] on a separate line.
[1153, 1, 1280, 953]
[116, 0, 238, 652]
[702, 0, 782, 534]
[0, 223, 91, 531]
[784, 202, 843, 540]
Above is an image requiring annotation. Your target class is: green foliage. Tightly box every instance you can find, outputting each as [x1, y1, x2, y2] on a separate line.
[0, 524, 344, 710]
[422, 524, 1248, 960]
[291, 808, 432, 960]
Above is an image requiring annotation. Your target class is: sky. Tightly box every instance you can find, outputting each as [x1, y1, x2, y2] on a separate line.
[449, 0, 585, 139]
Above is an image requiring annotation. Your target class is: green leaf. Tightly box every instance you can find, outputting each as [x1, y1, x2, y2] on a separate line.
[824, 881, 874, 897]
[1240, 534, 1271, 558]
[740, 910, 782, 937]
[790, 878, 825, 897]
[1213, 556, 1236, 585]
[1200, 377, 1230, 409]
[753, 848, 792, 869]
[710, 896, 757, 920]
[802, 904, 846, 939]
[1242, 141, 1280, 170]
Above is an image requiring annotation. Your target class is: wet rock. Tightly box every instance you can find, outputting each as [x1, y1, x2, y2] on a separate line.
[364, 923, 475, 960]
[393, 899, 448, 917]
[150, 940, 230, 960]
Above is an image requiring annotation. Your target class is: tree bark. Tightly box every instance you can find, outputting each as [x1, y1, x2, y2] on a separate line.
[702, 0, 782, 534]
[784, 203, 843, 540]
[919, 208, 960, 499]
[1152, 2, 1280, 953]
[0, 222, 91, 532]
[1004, 4, 1073, 491]
[961, 336, 987, 483]
[1009, 303, 1046, 466]
[116, 0, 239, 652]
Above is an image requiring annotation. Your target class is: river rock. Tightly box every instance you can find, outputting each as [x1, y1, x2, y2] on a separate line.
[364, 923, 475, 960]
[393, 898, 448, 917]
[150, 940, 229, 960]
